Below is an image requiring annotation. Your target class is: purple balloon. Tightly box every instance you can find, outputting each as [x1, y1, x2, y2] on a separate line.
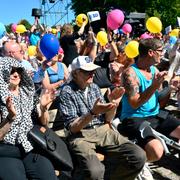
[40, 33, 60, 60]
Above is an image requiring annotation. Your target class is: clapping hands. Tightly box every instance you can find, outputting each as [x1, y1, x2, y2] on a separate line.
[6, 96, 16, 120]
[91, 87, 125, 116]
[40, 89, 56, 109]
[107, 86, 125, 104]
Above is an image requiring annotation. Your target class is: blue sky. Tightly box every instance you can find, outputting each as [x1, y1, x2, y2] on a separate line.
[0, 0, 75, 26]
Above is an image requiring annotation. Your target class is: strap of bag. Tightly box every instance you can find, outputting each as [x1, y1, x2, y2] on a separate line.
[45, 128, 56, 151]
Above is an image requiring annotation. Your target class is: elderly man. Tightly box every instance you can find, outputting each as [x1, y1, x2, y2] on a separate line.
[2, 41, 35, 73]
[121, 38, 180, 162]
[59, 56, 146, 180]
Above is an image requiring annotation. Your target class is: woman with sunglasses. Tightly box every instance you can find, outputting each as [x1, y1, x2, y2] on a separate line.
[0, 57, 57, 180]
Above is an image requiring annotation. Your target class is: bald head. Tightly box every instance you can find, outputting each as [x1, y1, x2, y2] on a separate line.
[3, 41, 23, 60]
[4, 41, 19, 53]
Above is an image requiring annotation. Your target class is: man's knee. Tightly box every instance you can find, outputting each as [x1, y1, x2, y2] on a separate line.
[86, 155, 105, 180]
[127, 143, 147, 170]
[145, 139, 164, 162]
[88, 162, 105, 180]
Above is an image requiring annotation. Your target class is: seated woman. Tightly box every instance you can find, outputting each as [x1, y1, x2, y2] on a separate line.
[109, 42, 134, 87]
[109, 43, 126, 87]
[42, 54, 69, 90]
[0, 57, 57, 180]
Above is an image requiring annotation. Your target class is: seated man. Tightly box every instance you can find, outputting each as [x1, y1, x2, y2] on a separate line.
[121, 38, 180, 162]
[59, 56, 146, 180]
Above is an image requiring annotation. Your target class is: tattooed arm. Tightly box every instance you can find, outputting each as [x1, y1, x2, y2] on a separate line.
[122, 67, 162, 109]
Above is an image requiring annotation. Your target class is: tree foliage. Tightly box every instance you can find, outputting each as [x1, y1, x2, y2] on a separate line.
[71, 0, 180, 29]
[5, 19, 32, 34]
[18, 19, 32, 30]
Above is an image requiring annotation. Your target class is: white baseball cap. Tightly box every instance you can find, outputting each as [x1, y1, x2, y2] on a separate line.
[70, 56, 100, 71]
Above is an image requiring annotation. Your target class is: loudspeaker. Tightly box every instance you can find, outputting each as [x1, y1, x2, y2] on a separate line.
[32, 8, 42, 18]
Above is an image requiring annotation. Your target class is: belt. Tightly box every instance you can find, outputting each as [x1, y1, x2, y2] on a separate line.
[84, 124, 103, 129]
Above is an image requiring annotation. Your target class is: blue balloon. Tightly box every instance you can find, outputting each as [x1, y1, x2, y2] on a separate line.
[169, 36, 177, 45]
[0, 22, 6, 39]
[40, 33, 60, 60]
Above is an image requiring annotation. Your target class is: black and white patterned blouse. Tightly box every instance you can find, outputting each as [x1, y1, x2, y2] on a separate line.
[0, 57, 35, 152]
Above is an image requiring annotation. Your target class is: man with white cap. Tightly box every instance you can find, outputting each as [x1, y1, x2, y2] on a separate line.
[59, 56, 146, 180]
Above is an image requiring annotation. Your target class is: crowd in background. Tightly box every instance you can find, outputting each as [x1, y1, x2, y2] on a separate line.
[0, 12, 180, 180]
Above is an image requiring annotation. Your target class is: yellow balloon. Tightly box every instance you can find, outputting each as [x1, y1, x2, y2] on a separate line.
[76, 14, 88, 27]
[28, 45, 37, 57]
[97, 31, 108, 46]
[51, 28, 57, 34]
[146, 17, 162, 33]
[16, 24, 27, 33]
[125, 41, 139, 58]
[169, 29, 179, 37]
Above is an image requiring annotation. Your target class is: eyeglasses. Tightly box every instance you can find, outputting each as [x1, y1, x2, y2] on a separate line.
[155, 49, 163, 53]
[8, 50, 24, 54]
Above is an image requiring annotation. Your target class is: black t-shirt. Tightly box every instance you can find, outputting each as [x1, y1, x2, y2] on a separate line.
[60, 32, 80, 67]
[93, 51, 113, 88]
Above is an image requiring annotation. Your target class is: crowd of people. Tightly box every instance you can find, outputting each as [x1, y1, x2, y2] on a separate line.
[0, 14, 179, 180]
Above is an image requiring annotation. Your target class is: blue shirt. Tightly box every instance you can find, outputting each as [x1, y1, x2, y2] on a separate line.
[121, 64, 160, 120]
[46, 62, 64, 84]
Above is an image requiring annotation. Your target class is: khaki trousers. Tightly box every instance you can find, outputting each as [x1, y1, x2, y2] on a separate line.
[68, 124, 146, 180]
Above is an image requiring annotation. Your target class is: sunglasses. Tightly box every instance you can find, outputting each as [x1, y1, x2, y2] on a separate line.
[80, 69, 95, 76]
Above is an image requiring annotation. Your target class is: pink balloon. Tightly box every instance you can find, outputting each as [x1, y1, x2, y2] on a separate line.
[107, 9, 124, 30]
[140, 33, 153, 39]
[122, 24, 132, 34]
[11, 23, 17, 33]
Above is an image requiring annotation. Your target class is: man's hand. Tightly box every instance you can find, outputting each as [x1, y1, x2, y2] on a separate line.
[107, 87, 125, 105]
[152, 71, 167, 89]
[91, 98, 116, 116]
[170, 75, 180, 91]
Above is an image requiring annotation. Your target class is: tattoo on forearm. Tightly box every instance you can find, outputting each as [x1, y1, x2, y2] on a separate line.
[123, 69, 139, 97]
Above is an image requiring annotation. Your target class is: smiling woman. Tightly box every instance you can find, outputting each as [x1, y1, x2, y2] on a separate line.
[0, 57, 57, 180]
[9, 67, 22, 94]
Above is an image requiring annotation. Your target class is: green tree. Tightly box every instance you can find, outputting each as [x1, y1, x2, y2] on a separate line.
[5, 19, 32, 34]
[146, 0, 180, 28]
[71, 0, 180, 29]
[19, 19, 32, 30]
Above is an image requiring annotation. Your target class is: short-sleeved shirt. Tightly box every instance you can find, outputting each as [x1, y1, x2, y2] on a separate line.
[46, 62, 64, 84]
[59, 81, 105, 129]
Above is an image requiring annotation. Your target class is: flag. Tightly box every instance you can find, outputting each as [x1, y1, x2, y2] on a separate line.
[87, 11, 101, 23]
